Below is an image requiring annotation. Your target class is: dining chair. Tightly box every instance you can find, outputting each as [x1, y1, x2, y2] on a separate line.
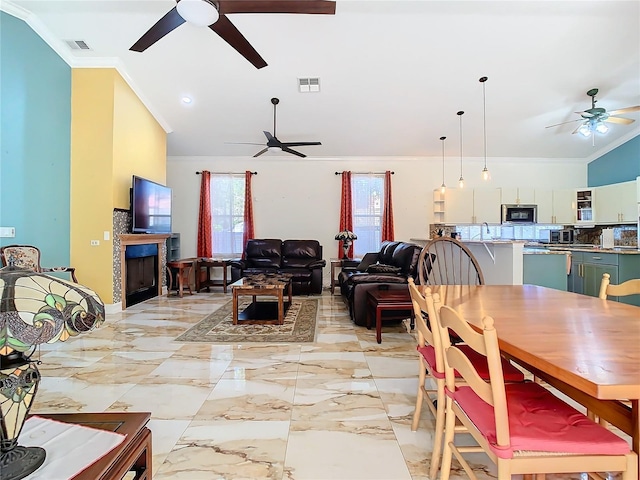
[434, 302, 637, 480]
[417, 237, 484, 286]
[598, 272, 640, 299]
[407, 279, 525, 479]
[0, 244, 78, 282]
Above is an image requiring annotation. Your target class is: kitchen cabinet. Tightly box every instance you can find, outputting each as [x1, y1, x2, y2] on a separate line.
[501, 187, 535, 205]
[574, 188, 595, 223]
[473, 188, 501, 223]
[523, 253, 568, 291]
[533, 188, 575, 224]
[443, 188, 474, 223]
[594, 180, 637, 224]
[433, 189, 445, 224]
[567, 251, 640, 306]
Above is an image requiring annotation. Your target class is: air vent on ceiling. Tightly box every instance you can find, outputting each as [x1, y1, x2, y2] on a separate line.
[298, 77, 320, 93]
[65, 40, 91, 51]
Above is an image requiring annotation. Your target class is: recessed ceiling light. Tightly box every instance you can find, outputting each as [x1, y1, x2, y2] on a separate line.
[181, 96, 192, 104]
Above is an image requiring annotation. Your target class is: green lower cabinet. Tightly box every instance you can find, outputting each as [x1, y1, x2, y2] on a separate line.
[567, 251, 640, 307]
[523, 254, 569, 291]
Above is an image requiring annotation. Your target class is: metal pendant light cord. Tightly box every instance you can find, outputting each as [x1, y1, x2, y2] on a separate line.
[457, 111, 464, 188]
[480, 76, 490, 180]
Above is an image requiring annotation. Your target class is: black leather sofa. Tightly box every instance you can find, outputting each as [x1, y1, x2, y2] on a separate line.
[338, 240, 422, 326]
[230, 239, 326, 295]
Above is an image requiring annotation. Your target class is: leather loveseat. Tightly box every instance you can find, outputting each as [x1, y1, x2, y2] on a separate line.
[338, 240, 422, 326]
[230, 239, 326, 295]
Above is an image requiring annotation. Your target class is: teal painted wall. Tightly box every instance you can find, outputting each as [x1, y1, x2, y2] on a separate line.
[587, 135, 640, 187]
[0, 12, 72, 267]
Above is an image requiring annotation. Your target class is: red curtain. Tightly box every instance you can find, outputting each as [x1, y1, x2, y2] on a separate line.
[339, 171, 354, 258]
[197, 170, 212, 257]
[381, 170, 395, 241]
[242, 171, 255, 257]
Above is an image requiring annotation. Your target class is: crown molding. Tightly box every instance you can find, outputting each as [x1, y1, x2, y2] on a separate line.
[0, 0, 172, 134]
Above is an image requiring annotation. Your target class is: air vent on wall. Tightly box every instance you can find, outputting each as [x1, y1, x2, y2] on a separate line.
[65, 40, 91, 50]
[298, 77, 320, 93]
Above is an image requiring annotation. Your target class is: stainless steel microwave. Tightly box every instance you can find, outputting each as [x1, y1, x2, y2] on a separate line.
[501, 204, 537, 224]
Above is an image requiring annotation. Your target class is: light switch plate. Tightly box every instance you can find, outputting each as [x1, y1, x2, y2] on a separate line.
[0, 227, 16, 238]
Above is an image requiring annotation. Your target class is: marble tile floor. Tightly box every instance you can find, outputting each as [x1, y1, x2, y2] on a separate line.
[30, 291, 629, 480]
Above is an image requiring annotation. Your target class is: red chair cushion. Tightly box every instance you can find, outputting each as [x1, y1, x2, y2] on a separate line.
[417, 345, 524, 382]
[449, 382, 631, 459]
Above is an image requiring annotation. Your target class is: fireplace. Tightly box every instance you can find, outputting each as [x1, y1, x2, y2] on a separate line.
[125, 244, 158, 307]
[118, 234, 170, 309]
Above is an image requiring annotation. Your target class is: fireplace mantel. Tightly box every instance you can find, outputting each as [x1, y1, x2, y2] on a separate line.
[119, 234, 170, 309]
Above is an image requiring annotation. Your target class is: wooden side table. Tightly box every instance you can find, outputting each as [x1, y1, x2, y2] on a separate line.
[196, 258, 231, 293]
[367, 288, 413, 344]
[34, 412, 152, 480]
[166, 259, 194, 297]
[330, 257, 361, 294]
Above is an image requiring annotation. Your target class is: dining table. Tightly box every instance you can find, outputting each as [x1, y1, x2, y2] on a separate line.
[424, 284, 640, 469]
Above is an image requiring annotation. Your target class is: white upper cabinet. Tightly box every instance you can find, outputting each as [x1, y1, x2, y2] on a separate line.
[595, 181, 637, 224]
[474, 188, 502, 223]
[535, 188, 553, 223]
[551, 189, 576, 225]
[443, 188, 474, 224]
[501, 187, 535, 205]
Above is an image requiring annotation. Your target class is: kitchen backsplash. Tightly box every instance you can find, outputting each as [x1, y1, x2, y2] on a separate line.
[429, 223, 638, 247]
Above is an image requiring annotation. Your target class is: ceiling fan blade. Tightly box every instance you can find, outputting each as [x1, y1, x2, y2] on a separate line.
[219, 0, 336, 15]
[225, 141, 266, 145]
[263, 131, 275, 141]
[281, 141, 322, 147]
[281, 146, 306, 157]
[571, 123, 584, 135]
[545, 118, 583, 129]
[604, 116, 635, 125]
[253, 147, 269, 157]
[210, 15, 267, 69]
[606, 106, 640, 116]
[130, 7, 186, 52]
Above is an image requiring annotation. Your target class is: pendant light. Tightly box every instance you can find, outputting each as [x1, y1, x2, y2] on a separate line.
[440, 136, 446, 194]
[480, 76, 490, 181]
[457, 111, 465, 188]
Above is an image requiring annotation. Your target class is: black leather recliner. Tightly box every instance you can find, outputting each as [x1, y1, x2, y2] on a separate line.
[338, 240, 422, 326]
[230, 239, 326, 295]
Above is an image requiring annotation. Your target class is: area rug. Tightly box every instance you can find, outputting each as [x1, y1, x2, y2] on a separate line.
[175, 298, 318, 343]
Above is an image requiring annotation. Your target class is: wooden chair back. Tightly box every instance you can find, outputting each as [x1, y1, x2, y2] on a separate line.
[436, 305, 511, 448]
[0, 244, 42, 271]
[408, 279, 444, 372]
[417, 237, 484, 286]
[599, 272, 640, 299]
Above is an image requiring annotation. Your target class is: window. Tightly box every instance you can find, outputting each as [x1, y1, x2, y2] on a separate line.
[352, 174, 384, 256]
[210, 174, 245, 256]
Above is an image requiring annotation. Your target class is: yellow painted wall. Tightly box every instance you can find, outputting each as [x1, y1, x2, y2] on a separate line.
[71, 68, 167, 304]
[70, 69, 115, 302]
[112, 74, 166, 209]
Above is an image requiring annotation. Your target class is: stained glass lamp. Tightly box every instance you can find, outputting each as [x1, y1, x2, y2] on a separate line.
[0, 266, 105, 480]
[335, 230, 358, 259]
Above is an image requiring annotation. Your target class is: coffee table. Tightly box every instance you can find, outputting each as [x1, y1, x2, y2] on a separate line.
[231, 273, 293, 325]
[367, 288, 413, 344]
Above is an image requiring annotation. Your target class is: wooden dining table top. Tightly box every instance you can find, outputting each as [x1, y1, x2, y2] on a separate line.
[424, 284, 640, 401]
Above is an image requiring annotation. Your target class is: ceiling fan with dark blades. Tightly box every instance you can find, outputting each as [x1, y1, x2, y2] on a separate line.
[130, 0, 336, 69]
[545, 88, 640, 135]
[231, 97, 322, 158]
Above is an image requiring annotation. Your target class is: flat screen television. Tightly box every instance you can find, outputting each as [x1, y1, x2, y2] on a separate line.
[131, 175, 172, 234]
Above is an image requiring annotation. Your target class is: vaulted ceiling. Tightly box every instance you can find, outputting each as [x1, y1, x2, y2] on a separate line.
[6, 0, 640, 159]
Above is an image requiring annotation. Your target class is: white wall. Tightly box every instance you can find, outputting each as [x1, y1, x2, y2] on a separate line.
[166, 155, 587, 286]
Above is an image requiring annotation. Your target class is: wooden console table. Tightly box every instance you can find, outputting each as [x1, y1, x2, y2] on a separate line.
[35, 411, 152, 480]
[119, 234, 170, 309]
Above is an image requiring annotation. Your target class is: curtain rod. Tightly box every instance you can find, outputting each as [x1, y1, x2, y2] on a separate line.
[196, 171, 257, 175]
[334, 171, 394, 175]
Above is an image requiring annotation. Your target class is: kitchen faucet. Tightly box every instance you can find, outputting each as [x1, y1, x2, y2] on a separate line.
[482, 222, 490, 240]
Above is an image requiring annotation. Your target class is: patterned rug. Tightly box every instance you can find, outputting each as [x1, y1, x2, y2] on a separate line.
[175, 298, 318, 343]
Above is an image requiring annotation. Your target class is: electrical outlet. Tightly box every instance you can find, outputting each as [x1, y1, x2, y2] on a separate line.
[90, 240, 99, 246]
[0, 227, 16, 238]
[104, 231, 110, 241]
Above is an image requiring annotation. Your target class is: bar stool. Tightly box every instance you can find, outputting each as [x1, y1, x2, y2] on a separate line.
[166, 260, 194, 297]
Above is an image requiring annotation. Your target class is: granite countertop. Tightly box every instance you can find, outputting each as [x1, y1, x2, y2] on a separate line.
[523, 248, 571, 255]
[525, 243, 640, 255]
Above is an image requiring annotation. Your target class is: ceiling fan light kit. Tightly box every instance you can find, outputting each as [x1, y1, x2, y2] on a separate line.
[545, 87, 640, 140]
[177, 0, 219, 26]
